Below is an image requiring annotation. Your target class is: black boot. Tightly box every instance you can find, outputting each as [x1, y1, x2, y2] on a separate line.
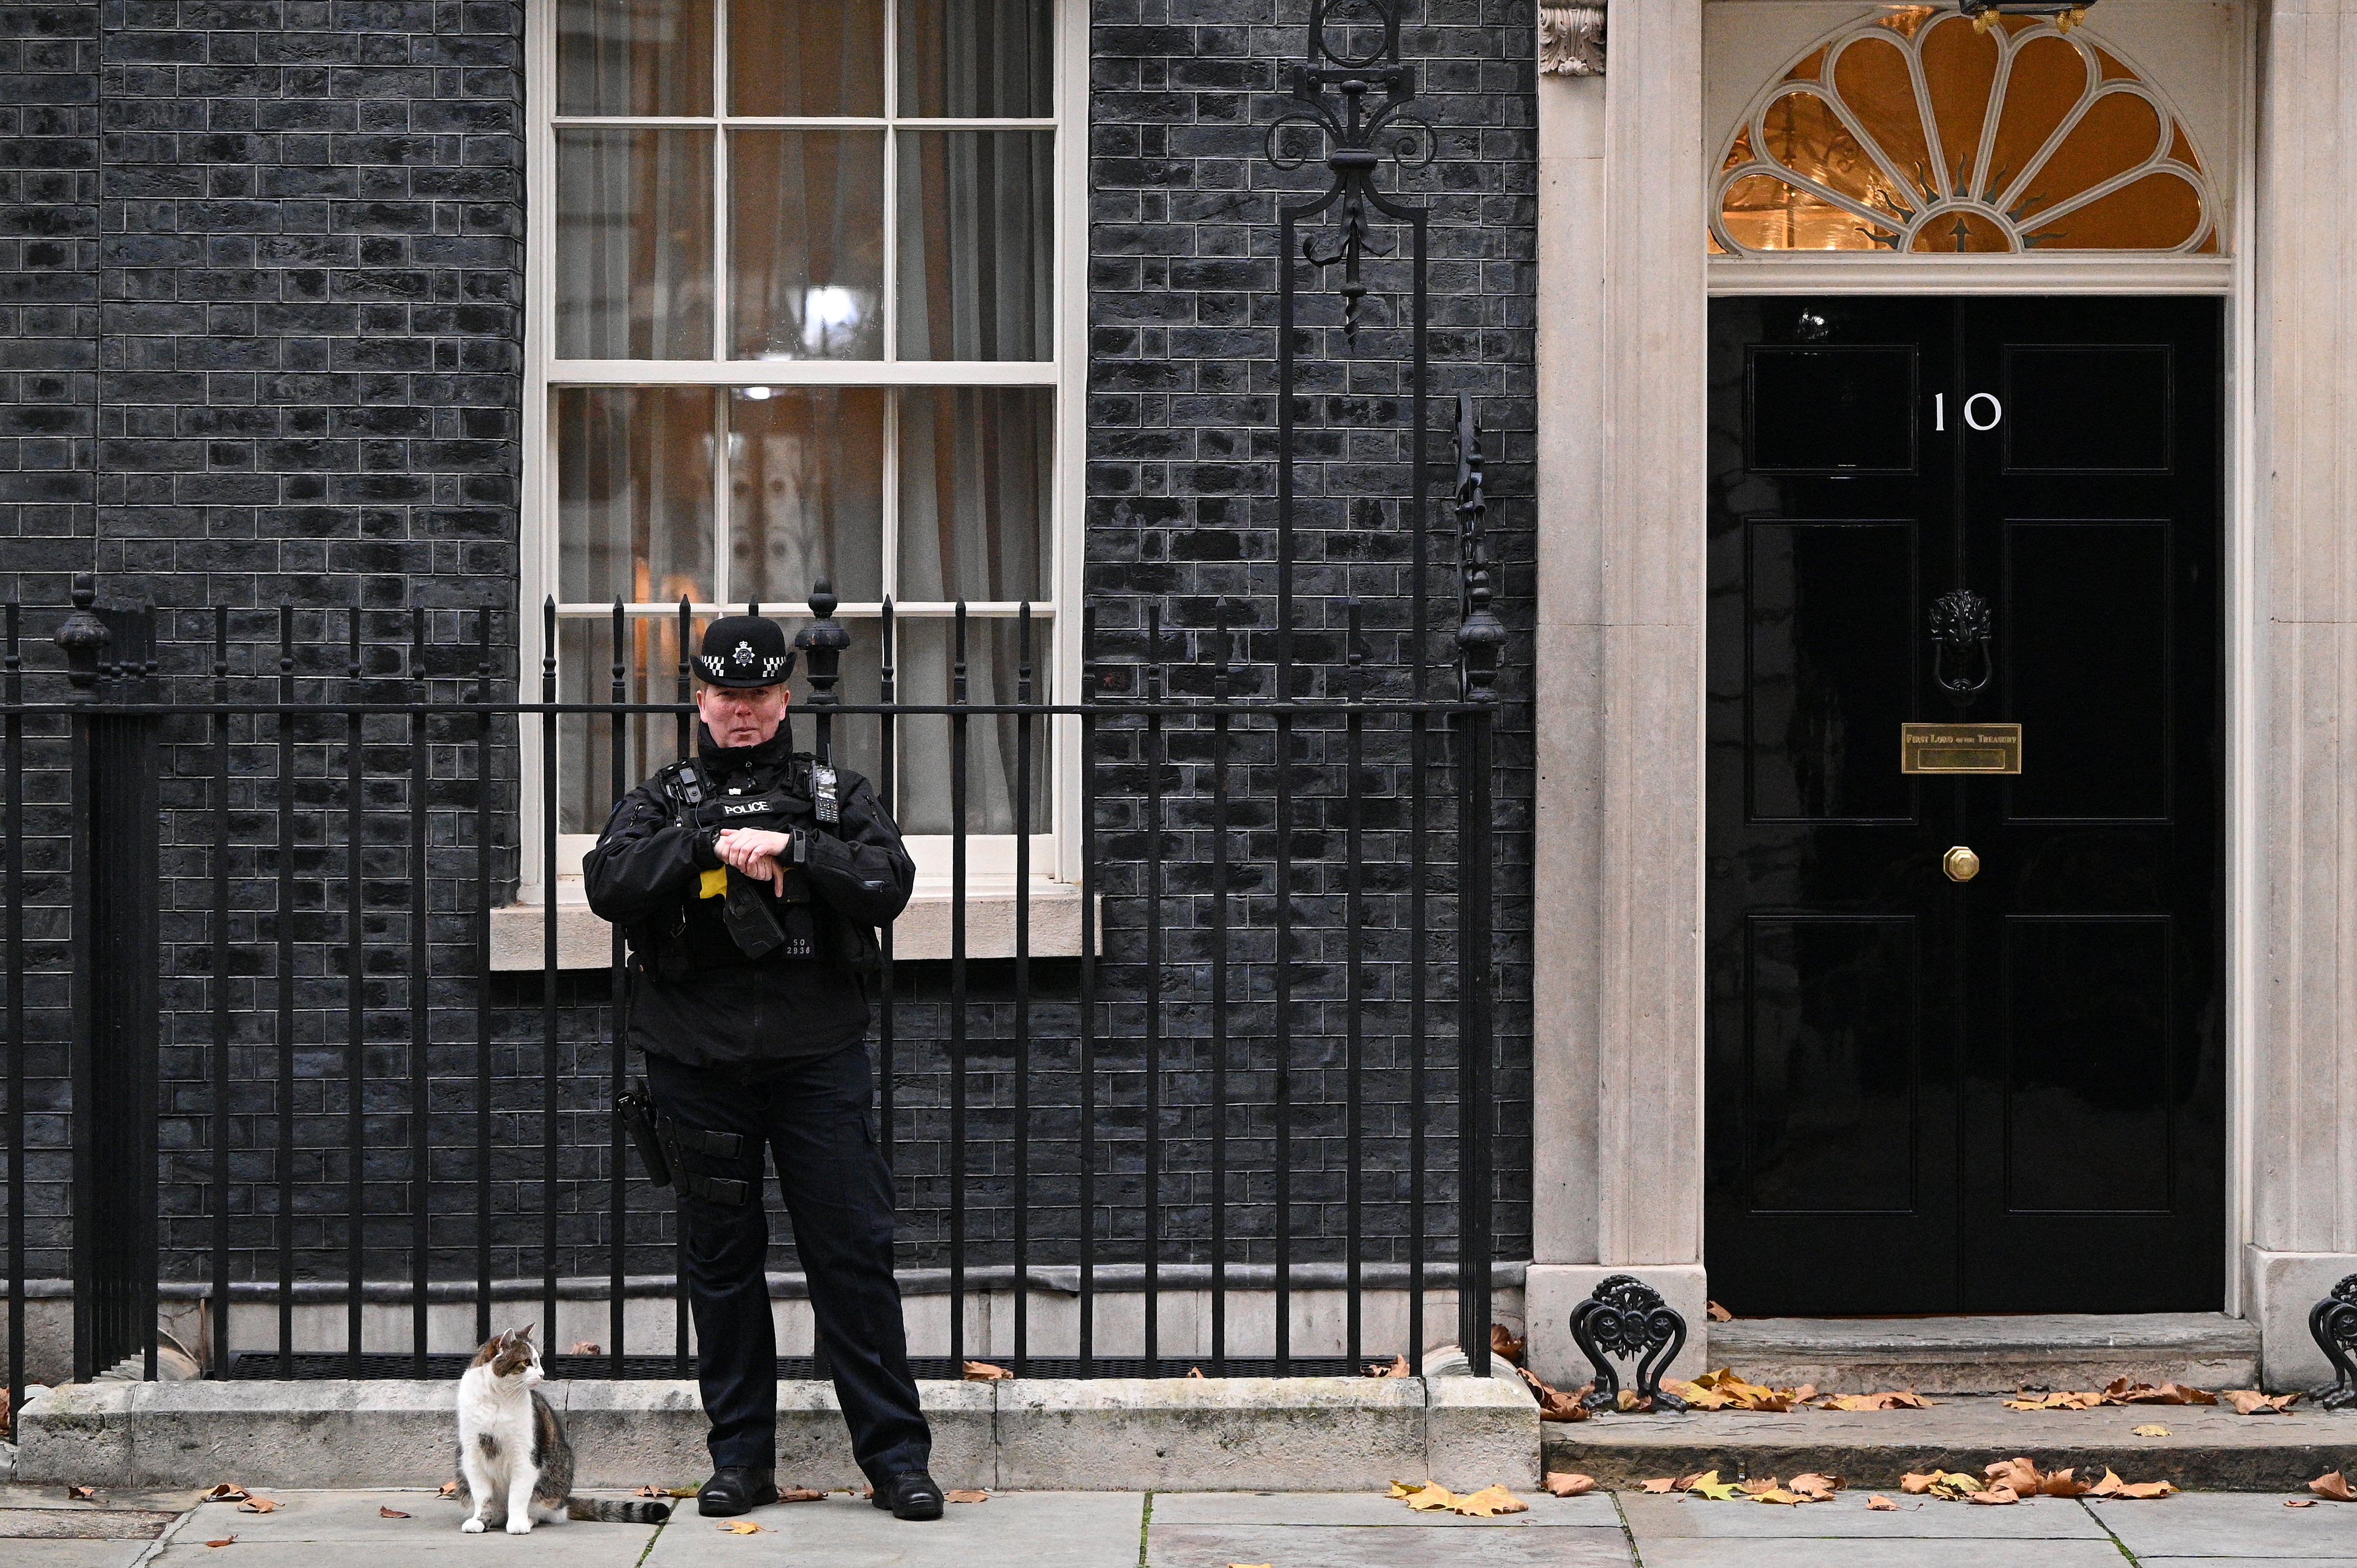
[698, 1467, 776, 1517]
[870, 1470, 945, 1521]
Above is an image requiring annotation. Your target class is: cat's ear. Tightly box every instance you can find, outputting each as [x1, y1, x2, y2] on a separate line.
[515, 1324, 536, 1343]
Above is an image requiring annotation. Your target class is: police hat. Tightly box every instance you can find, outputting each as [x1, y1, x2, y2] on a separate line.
[696, 613, 797, 688]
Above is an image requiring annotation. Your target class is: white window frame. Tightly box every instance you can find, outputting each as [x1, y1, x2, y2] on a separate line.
[517, 0, 1089, 912]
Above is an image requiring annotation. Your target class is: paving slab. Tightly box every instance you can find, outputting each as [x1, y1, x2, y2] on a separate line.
[2086, 1492, 2357, 1557]
[0, 1505, 177, 1537]
[1145, 1523, 1635, 1567]
[644, 1490, 1142, 1567]
[1619, 1489, 2111, 1539]
[149, 1486, 658, 1565]
[1545, 1395, 2357, 1490]
[0, 1543, 157, 1568]
[1628, 1541, 2131, 1568]
[1150, 1489, 1621, 1527]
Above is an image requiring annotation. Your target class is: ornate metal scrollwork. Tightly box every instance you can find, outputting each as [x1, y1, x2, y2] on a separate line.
[1929, 588, 1993, 698]
[1263, 0, 1435, 340]
[1569, 1274, 1690, 1413]
[2308, 1273, 2357, 1409]
[1452, 395, 1505, 705]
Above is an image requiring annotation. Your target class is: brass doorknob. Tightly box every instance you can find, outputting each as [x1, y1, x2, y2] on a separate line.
[1944, 845, 1981, 883]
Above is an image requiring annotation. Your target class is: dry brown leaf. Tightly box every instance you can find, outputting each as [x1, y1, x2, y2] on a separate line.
[1866, 1495, 1899, 1511]
[1366, 1355, 1412, 1378]
[1900, 1470, 1983, 1500]
[1816, 1391, 1931, 1412]
[205, 1538, 237, 1549]
[1454, 1485, 1528, 1517]
[1664, 1367, 1813, 1412]
[200, 1485, 250, 1503]
[634, 1485, 668, 1499]
[1395, 1481, 1459, 1512]
[717, 1519, 765, 1533]
[2311, 1471, 2356, 1501]
[1788, 1473, 1841, 1501]
[437, 1481, 458, 1499]
[2088, 1469, 2177, 1500]
[1984, 1458, 2045, 1494]
[946, 1489, 989, 1503]
[1750, 1489, 1805, 1505]
[1187, 1366, 1204, 1378]
[65, 1486, 97, 1502]
[2132, 1424, 2172, 1437]
[1706, 1300, 1734, 1322]
[961, 1361, 1013, 1381]
[378, 1506, 411, 1519]
[2105, 1378, 2216, 1407]
[1737, 1477, 1782, 1496]
[2003, 1389, 2106, 1411]
[1489, 1324, 1526, 1365]
[2225, 1388, 2300, 1415]
[568, 1342, 600, 1355]
[1516, 1364, 1593, 1422]
[1543, 1473, 1596, 1498]
[1968, 1485, 2021, 1506]
[2039, 1468, 2096, 1499]
[2289, 1498, 2322, 1507]
[777, 1487, 825, 1503]
[1640, 1478, 1677, 1494]
[235, 1498, 279, 1514]
[1673, 1471, 1706, 1492]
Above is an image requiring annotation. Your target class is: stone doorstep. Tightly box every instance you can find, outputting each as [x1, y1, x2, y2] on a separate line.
[14, 1373, 1538, 1495]
[1703, 1312, 2261, 1396]
[1543, 1394, 2357, 1492]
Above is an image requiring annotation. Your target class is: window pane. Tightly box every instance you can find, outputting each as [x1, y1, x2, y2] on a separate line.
[728, 386, 886, 605]
[556, 128, 714, 358]
[730, 0, 883, 115]
[729, 130, 886, 361]
[895, 130, 1052, 361]
[557, 613, 705, 834]
[896, 386, 1050, 602]
[898, 0, 1052, 117]
[557, 387, 716, 604]
[558, 0, 713, 115]
[892, 615, 1052, 835]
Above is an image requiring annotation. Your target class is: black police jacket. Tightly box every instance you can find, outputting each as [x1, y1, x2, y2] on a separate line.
[583, 729, 915, 1067]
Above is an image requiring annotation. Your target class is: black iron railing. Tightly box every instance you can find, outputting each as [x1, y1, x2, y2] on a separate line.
[0, 569, 1502, 1418]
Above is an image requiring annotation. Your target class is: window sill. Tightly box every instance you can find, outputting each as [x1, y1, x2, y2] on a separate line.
[487, 879, 1092, 971]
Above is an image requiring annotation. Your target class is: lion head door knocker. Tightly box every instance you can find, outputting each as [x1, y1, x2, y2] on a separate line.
[2308, 1274, 2357, 1409]
[1929, 588, 1992, 700]
[1569, 1274, 1690, 1413]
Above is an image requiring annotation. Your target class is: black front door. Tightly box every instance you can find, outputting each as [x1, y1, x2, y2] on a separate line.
[1705, 295, 2224, 1316]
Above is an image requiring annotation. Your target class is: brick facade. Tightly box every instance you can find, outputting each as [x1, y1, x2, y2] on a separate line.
[0, 0, 1535, 1314]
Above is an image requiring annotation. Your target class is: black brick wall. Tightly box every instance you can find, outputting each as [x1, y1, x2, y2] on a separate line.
[0, 0, 1538, 1306]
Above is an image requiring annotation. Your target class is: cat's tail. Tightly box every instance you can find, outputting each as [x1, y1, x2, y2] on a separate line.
[565, 1497, 671, 1524]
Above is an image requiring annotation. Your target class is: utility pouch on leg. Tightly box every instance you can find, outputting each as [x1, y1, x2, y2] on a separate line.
[654, 1112, 751, 1206]
[617, 1082, 671, 1188]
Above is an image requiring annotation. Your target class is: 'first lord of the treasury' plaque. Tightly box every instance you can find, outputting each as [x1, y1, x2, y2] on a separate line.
[1900, 722, 2023, 775]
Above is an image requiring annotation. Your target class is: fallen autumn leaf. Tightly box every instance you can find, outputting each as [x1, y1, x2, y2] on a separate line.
[1489, 1324, 1525, 1365]
[235, 1498, 278, 1514]
[200, 1485, 249, 1503]
[2289, 1498, 2322, 1507]
[946, 1490, 990, 1504]
[1706, 1300, 1734, 1322]
[1543, 1472, 1596, 1498]
[716, 1520, 765, 1534]
[1640, 1478, 1677, 1494]
[65, 1486, 97, 1502]
[961, 1361, 1013, 1381]
[2225, 1389, 2300, 1414]
[2310, 1471, 2356, 1501]
[777, 1487, 825, 1503]
[378, 1506, 410, 1519]
[1453, 1485, 1529, 1517]
[437, 1481, 458, 1499]
[2132, 1424, 2172, 1437]
[1365, 1355, 1412, 1378]
[568, 1342, 600, 1356]
[205, 1538, 236, 1549]
[1866, 1496, 1899, 1511]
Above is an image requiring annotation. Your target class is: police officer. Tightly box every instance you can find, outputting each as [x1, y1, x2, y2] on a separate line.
[585, 612, 941, 1522]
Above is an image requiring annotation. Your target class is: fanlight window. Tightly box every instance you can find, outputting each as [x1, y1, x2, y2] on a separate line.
[1712, 7, 2217, 256]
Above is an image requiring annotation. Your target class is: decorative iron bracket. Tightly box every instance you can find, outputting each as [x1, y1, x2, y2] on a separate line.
[1570, 1274, 1690, 1412]
[2308, 1273, 2357, 1409]
[1265, 0, 1435, 341]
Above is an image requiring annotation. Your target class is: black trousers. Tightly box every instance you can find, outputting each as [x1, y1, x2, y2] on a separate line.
[643, 1044, 931, 1483]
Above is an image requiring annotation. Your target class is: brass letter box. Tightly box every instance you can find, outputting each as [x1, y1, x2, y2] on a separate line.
[1901, 722, 2022, 775]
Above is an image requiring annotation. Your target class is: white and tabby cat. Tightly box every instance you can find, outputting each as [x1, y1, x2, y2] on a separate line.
[455, 1325, 671, 1534]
